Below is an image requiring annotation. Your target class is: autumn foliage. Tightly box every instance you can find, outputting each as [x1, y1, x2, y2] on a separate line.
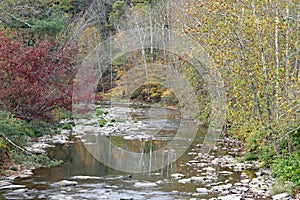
[0, 33, 77, 121]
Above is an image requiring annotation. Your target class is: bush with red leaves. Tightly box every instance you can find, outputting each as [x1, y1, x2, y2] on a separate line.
[0, 33, 78, 121]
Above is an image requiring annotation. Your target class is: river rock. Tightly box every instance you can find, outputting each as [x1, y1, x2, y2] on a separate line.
[235, 186, 249, 193]
[252, 188, 267, 195]
[25, 147, 46, 154]
[60, 129, 71, 135]
[189, 159, 200, 163]
[211, 158, 220, 165]
[272, 192, 290, 200]
[178, 178, 191, 184]
[230, 189, 242, 194]
[211, 183, 233, 192]
[70, 175, 102, 180]
[133, 182, 158, 188]
[49, 194, 74, 200]
[52, 135, 69, 144]
[240, 179, 250, 184]
[56, 180, 78, 187]
[31, 143, 55, 149]
[123, 135, 133, 140]
[198, 153, 209, 159]
[218, 194, 242, 200]
[240, 172, 248, 178]
[197, 162, 208, 167]
[218, 171, 233, 175]
[11, 188, 28, 193]
[0, 181, 11, 188]
[0, 184, 26, 190]
[259, 169, 271, 176]
[171, 173, 185, 179]
[209, 182, 224, 187]
[19, 169, 33, 178]
[204, 174, 218, 182]
[191, 176, 204, 182]
[195, 188, 209, 194]
[249, 177, 260, 185]
[265, 179, 276, 186]
[203, 167, 216, 171]
[220, 190, 230, 195]
[233, 163, 244, 171]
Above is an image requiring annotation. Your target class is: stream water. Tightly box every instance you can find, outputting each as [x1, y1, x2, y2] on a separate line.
[1, 105, 246, 200]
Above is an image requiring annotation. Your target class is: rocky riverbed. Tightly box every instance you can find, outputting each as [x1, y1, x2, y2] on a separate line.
[0, 105, 298, 200]
[172, 137, 292, 200]
[0, 129, 72, 191]
[1, 134, 297, 200]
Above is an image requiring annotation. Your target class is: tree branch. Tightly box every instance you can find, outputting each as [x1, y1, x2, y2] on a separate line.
[0, 133, 32, 155]
[277, 125, 300, 143]
[0, 9, 31, 28]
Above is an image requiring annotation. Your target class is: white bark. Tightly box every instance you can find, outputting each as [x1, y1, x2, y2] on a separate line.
[275, 0, 280, 119]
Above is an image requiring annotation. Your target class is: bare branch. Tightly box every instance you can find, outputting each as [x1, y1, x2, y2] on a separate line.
[0, 9, 31, 28]
[0, 133, 32, 155]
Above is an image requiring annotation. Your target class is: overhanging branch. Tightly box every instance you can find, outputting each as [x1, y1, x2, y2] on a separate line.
[0, 9, 31, 28]
[0, 133, 32, 155]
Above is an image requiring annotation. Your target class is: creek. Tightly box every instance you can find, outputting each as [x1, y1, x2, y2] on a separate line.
[1, 105, 265, 200]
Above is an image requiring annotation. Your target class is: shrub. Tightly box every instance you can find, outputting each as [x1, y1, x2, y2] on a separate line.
[10, 151, 63, 168]
[0, 169, 8, 176]
[96, 107, 108, 127]
[59, 123, 74, 130]
[270, 181, 296, 196]
[51, 108, 73, 123]
[239, 153, 258, 162]
[0, 111, 33, 147]
[271, 153, 300, 187]
[259, 146, 277, 167]
[28, 120, 52, 137]
[10, 166, 18, 171]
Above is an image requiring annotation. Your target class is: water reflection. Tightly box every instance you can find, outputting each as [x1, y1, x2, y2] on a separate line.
[8, 106, 208, 200]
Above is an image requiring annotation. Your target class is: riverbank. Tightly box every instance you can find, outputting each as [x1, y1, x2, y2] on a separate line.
[1, 133, 297, 200]
[0, 129, 72, 191]
[177, 137, 299, 200]
[0, 105, 298, 200]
